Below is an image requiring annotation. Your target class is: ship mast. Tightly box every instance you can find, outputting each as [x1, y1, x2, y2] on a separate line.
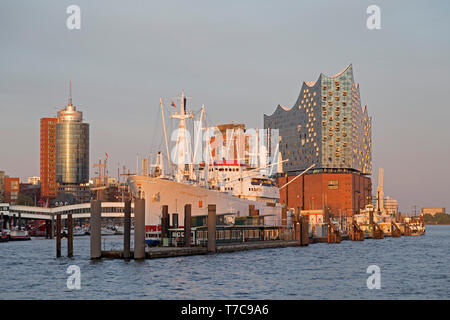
[170, 90, 193, 182]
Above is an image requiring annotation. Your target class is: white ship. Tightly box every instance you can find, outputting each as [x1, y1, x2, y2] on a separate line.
[128, 91, 287, 245]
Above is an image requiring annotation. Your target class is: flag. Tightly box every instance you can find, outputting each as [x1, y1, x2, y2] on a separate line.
[170, 101, 176, 108]
[105, 152, 108, 159]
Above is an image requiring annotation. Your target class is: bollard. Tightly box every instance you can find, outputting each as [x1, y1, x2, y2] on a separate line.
[90, 200, 102, 259]
[134, 198, 145, 259]
[123, 200, 131, 259]
[207, 205, 216, 253]
[56, 214, 61, 258]
[184, 204, 192, 247]
[67, 214, 73, 257]
[161, 205, 169, 238]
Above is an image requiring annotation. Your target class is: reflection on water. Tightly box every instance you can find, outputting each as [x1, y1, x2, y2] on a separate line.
[0, 226, 449, 299]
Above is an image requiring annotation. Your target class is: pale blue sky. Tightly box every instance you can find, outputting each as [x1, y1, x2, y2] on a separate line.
[1, 0, 449, 212]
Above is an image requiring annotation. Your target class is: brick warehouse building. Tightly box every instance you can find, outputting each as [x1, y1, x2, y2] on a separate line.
[278, 172, 371, 217]
[265, 65, 372, 218]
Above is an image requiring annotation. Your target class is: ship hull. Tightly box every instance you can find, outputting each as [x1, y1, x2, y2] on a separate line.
[128, 176, 283, 228]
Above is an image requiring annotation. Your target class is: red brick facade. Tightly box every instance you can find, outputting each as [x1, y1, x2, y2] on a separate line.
[278, 172, 371, 218]
[40, 117, 58, 200]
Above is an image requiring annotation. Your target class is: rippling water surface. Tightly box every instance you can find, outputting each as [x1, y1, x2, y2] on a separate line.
[0, 225, 449, 299]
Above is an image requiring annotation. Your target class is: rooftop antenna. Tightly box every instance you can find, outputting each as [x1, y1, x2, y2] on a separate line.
[68, 79, 73, 106]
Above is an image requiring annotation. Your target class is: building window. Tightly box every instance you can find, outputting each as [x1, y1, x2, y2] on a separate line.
[328, 180, 339, 189]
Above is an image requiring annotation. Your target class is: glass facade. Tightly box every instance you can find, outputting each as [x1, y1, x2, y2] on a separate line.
[56, 122, 89, 184]
[264, 65, 372, 174]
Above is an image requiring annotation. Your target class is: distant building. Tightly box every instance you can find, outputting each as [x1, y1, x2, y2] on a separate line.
[0, 170, 5, 202]
[55, 83, 90, 204]
[421, 208, 446, 216]
[19, 183, 41, 205]
[265, 65, 373, 218]
[384, 196, 398, 215]
[27, 176, 40, 185]
[40, 117, 58, 201]
[4, 177, 20, 204]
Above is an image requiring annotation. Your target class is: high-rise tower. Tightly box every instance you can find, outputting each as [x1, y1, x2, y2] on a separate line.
[40, 117, 58, 202]
[55, 81, 90, 204]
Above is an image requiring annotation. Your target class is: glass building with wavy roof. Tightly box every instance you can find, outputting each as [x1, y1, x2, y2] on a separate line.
[264, 64, 372, 175]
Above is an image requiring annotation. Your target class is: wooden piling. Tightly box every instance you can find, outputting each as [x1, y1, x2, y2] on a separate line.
[161, 205, 169, 239]
[67, 214, 73, 257]
[90, 200, 102, 259]
[300, 216, 309, 246]
[207, 204, 216, 253]
[184, 204, 192, 247]
[51, 215, 55, 239]
[56, 214, 61, 258]
[295, 222, 301, 245]
[133, 198, 145, 259]
[172, 213, 179, 228]
[123, 200, 131, 259]
[281, 207, 287, 226]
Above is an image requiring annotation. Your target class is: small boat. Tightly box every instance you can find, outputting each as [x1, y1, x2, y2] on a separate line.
[9, 228, 31, 241]
[113, 225, 124, 235]
[0, 229, 10, 242]
[73, 226, 88, 236]
[101, 227, 116, 236]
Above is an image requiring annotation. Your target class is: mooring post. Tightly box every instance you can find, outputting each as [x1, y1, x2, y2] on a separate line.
[67, 214, 73, 257]
[184, 204, 192, 247]
[207, 204, 216, 254]
[56, 214, 61, 258]
[45, 220, 50, 239]
[123, 199, 131, 259]
[90, 200, 102, 259]
[49, 218, 54, 239]
[161, 205, 169, 239]
[301, 216, 309, 246]
[133, 197, 145, 259]
[295, 222, 301, 245]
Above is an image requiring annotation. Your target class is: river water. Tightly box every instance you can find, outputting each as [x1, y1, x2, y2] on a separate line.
[0, 225, 448, 299]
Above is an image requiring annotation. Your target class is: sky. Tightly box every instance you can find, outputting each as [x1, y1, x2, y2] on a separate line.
[1, 0, 449, 213]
